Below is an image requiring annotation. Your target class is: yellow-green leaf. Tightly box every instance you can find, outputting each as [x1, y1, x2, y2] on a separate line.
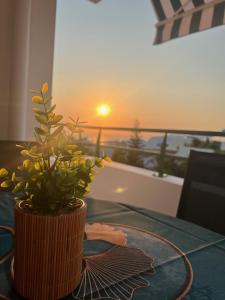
[30, 176, 38, 182]
[47, 104, 56, 114]
[104, 156, 112, 163]
[23, 159, 30, 168]
[32, 96, 44, 104]
[41, 82, 48, 95]
[34, 127, 48, 136]
[51, 115, 63, 124]
[34, 162, 41, 171]
[0, 168, 8, 178]
[95, 158, 104, 168]
[32, 108, 46, 115]
[20, 149, 29, 156]
[12, 182, 24, 193]
[16, 144, 25, 149]
[12, 172, 16, 182]
[17, 165, 24, 171]
[85, 159, 93, 168]
[85, 185, 90, 193]
[35, 114, 48, 125]
[1, 180, 11, 188]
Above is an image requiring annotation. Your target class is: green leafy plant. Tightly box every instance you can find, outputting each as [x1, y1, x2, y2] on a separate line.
[0, 83, 109, 215]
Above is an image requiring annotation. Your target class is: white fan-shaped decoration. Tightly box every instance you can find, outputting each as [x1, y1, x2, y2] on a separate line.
[73, 246, 154, 300]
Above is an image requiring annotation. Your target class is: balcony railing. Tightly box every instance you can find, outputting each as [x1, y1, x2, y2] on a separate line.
[79, 125, 225, 177]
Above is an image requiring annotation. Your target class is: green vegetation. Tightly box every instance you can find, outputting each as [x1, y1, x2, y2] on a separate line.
[112, 145, 127, 164]
[112, 120, 143, 168]
[191, 137, 221, 152]
[0, 83, 107, 215]
[127, 120, 143, 168]
[162, 157, 188, 178]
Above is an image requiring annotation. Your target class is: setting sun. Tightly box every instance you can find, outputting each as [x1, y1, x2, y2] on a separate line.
[96, 104, 111, 117]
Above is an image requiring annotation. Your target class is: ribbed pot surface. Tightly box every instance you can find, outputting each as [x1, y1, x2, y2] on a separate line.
[14, 200, 86, 300]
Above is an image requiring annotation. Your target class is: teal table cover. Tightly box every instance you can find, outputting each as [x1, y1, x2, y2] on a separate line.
[0, 192, 225, 299]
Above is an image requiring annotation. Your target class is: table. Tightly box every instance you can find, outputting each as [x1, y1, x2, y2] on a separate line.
[1, 192, 225, 299]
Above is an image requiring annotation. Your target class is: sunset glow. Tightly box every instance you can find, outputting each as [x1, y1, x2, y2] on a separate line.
[53, 0, 225, 132]
[96, 104, 111, 117]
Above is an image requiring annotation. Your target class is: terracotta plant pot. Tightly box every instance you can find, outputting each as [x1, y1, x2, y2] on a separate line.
[14, 200, 86, 300]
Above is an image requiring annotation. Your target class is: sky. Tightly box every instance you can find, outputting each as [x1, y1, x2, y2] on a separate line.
[53, 0, 225, 133]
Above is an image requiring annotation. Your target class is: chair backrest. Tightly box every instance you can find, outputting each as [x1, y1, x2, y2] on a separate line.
[0, 141, 24, 172]
[177, 150, 225, 236]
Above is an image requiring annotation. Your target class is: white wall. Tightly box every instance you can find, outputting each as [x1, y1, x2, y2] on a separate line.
[0, 0, 57, 141]
[90, 162, 183, 217]
[0, 0, 13, 139]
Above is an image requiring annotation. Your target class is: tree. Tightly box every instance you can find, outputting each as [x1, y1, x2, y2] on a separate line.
[191, 137, 221, 152]
[163, 157, 188, 178]
[191, 137, 202, 147]
[127, 120, 143, 168]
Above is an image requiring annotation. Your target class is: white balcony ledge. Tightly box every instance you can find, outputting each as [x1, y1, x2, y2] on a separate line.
[89, 161, 183, 217]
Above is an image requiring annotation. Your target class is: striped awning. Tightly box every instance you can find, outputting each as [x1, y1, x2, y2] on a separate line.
[88, 0, 225, 45]
[152, 0, 225, 44]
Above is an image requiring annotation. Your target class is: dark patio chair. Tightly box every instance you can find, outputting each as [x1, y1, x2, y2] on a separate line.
[177, 150, 225, 236]
[0, 141, 24, 173]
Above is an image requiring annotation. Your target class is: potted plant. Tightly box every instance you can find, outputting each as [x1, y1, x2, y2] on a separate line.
[0, 83, 107, 300]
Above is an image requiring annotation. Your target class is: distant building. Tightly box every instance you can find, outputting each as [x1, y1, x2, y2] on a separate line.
[176, 146, 214, 158]
[106, 135, 217, 167]
[144, 135, 194, 152]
